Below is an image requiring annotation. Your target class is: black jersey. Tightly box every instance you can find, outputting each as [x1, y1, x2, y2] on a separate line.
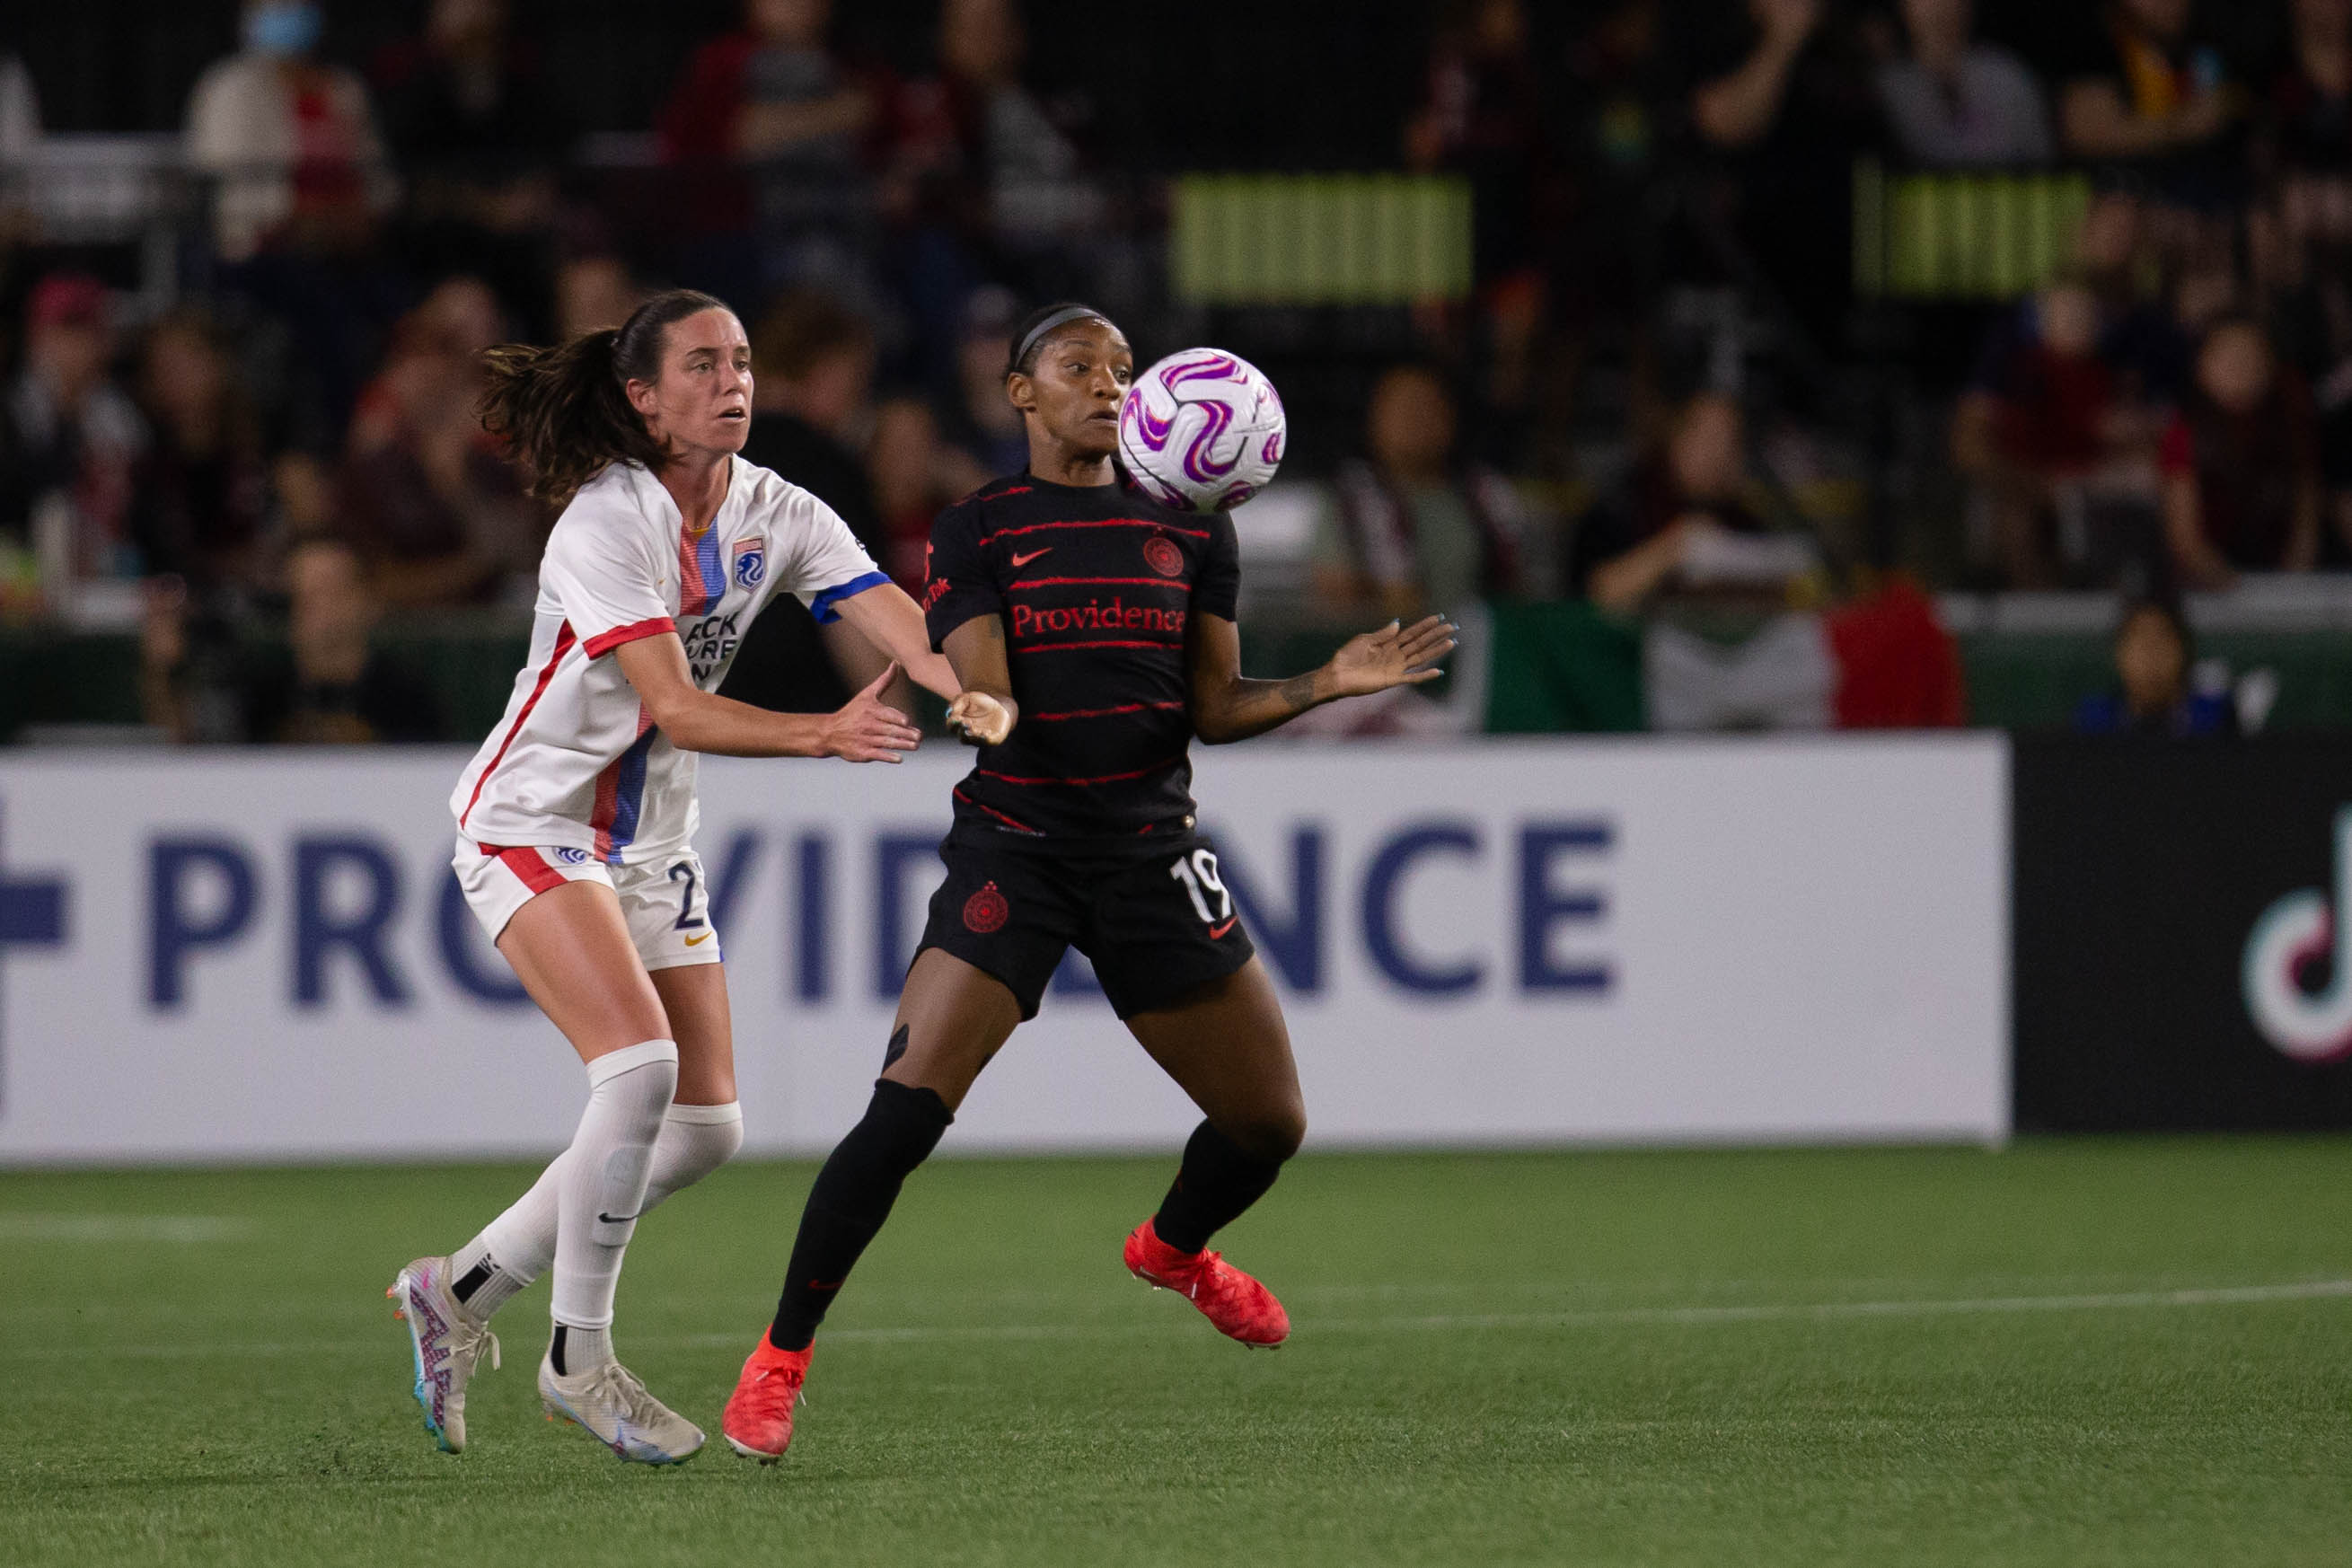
[923, 472, 1240, 850]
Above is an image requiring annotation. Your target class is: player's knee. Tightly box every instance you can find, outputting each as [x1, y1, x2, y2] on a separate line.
[1227, 1104, 1306, 1164]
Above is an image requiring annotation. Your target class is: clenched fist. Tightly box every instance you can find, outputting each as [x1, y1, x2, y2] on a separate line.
[946, 691, 1015, 747]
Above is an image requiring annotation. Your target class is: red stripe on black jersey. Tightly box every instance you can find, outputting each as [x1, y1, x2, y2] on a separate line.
[979, 517, 1214, 543]
[1007, 577, 1194, 591]
[923, 473, 1240, 850]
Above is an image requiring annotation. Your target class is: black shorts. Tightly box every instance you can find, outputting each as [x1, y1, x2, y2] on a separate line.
[916, 832, 1256, 1020]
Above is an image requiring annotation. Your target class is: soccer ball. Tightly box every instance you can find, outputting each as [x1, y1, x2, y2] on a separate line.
[1117, 348, 1286, 512]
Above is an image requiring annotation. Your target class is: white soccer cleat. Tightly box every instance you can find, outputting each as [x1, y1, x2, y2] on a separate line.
[388, 1255, 500, 1454]
[538, 1352, 706, 1465]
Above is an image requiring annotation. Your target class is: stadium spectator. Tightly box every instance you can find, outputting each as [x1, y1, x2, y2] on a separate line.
[723, 290, 901, 718]
[2067, 191, 2194, 403]
[2264, 0, 2352, 249]
[337, 278, 538, 607]
[937, 286, 1030, 477]
[891, 0, 1097, 247]
[127, 313, 273, 596]
[740, 290, 883, 555]
[372, 0, 570, 326]
[2075, 595, 2234, 735]
[1873, 0, 2054, 167]
[0, 51, 40, 240]
[658, 0, 879, 304]
[2055, 0, 2244, 206]
[374, 0, 567, 202]
[1406, 0, 1546, 425]
[1570, 389, 1807, 612]
[2160, 317, 2322, 586]
[185, 0, 395, 261]
[1951, 281, 2163, 587]
[1678, 0, 1884, 339]
[0, 275, 146, 589]
[1533, 0, 1673, 455]
[552, 253, 645, 339]
[868, 392, 986, 592]
[1315, 364, 1528, 618]
[251, 533, 445, 742]
[885, 0, 1101, 386]
[0, 53, 36, 163]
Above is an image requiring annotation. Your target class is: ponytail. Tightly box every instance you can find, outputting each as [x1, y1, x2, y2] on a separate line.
[477, 288, 734, 506]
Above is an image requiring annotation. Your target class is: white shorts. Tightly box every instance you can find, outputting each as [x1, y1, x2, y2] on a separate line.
[454, 838, 724, 971]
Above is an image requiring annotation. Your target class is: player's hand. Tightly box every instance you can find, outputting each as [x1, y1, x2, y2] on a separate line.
[1326, 615, 1458, 698]
[823, 663, 923, 762]
[946, 691, 1014, 747]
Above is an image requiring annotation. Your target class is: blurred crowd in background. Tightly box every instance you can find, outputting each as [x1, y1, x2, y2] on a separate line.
[0, 0, 2348, 743]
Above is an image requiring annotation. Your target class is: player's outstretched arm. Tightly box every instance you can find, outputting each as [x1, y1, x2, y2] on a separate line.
[615, 632, 922, 762]
[830, 581, 965, 702]
[1186, 612, 1457, 744]
[939, 614, 1017, 746]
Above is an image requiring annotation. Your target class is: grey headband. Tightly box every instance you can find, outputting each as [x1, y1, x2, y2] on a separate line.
[1009, 306, 1107, 375]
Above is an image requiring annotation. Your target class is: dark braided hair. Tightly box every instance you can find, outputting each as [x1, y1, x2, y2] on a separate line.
[478, 289, 733, 506]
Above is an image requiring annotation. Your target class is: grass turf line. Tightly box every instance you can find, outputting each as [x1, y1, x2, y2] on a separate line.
[5, 1139, 2350, 1567]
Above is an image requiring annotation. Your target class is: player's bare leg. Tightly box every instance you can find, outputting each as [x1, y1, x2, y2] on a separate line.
[725, 950, 1019, 1462]
[1121, 957, 1304, 1345]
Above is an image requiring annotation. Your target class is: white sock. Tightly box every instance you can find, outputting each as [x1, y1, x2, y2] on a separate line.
[548, 1040, 678, 1339]
[455, 1100, 744, 1319]
[644, 1101, 745, 1209]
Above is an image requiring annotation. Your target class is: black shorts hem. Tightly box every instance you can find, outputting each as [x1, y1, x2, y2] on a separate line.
[1095, 933, 1255, 1020]
[911, 933, 1053, 1022]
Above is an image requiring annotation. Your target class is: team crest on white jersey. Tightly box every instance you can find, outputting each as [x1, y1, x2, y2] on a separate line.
[734, 542, 766, 588]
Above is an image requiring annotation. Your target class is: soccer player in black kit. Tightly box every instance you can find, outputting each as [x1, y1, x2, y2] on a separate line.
[721, 304, 1457, 1462]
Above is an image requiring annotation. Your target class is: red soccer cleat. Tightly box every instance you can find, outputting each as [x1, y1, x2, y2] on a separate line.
[721, 1335, 813, 1464]
[1123, 1217, 1291, 1347]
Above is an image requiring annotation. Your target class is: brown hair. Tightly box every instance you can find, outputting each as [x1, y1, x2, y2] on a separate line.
[477, 288, 731, 505]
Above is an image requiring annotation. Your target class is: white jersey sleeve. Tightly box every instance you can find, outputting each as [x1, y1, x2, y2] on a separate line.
[542, 508, 675, 658]
[779, 491, 890, 624]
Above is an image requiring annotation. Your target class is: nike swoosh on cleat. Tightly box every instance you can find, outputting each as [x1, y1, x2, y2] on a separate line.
[1009, 548, 1053, 568]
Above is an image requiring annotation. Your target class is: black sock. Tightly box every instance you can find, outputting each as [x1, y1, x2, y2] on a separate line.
[768, 1079, 953, 1351]
[1151, 1120, 1287, 1255]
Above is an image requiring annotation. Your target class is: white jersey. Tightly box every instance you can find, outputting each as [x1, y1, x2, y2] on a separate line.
[452, 456, 886, 864]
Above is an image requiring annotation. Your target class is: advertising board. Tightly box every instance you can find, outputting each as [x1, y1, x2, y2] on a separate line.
[0, 736, 2009, 1162]
[2014, 736, 2352, 1131]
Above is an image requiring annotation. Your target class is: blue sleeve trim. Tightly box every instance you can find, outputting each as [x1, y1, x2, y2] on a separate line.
[808, 570, 892, 624]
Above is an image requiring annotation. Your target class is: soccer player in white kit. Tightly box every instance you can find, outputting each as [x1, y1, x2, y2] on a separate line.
[387, 289, 1009, 1465]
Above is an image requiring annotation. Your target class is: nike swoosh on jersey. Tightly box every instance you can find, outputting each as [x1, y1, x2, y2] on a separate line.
[684, 932, 712, 947]
[1209, 916, 1239, 938]
[1009, 547, 1053, 568]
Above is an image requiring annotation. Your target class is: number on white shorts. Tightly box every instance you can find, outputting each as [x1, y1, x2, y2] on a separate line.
[669, 861, 707, 931]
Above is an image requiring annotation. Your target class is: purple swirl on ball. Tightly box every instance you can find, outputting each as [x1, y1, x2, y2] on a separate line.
[1181, 398, 1239, 483]
[1162, 353, 1239, 387]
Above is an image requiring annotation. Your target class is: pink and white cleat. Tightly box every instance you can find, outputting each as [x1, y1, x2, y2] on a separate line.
[389, 1255, 499, 1453]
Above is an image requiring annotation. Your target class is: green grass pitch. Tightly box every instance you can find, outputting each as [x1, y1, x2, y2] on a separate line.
[7, 1139, 2350, 1566]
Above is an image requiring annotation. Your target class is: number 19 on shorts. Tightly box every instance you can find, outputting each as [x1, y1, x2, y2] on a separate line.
[1169, 849, 1237, 934]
